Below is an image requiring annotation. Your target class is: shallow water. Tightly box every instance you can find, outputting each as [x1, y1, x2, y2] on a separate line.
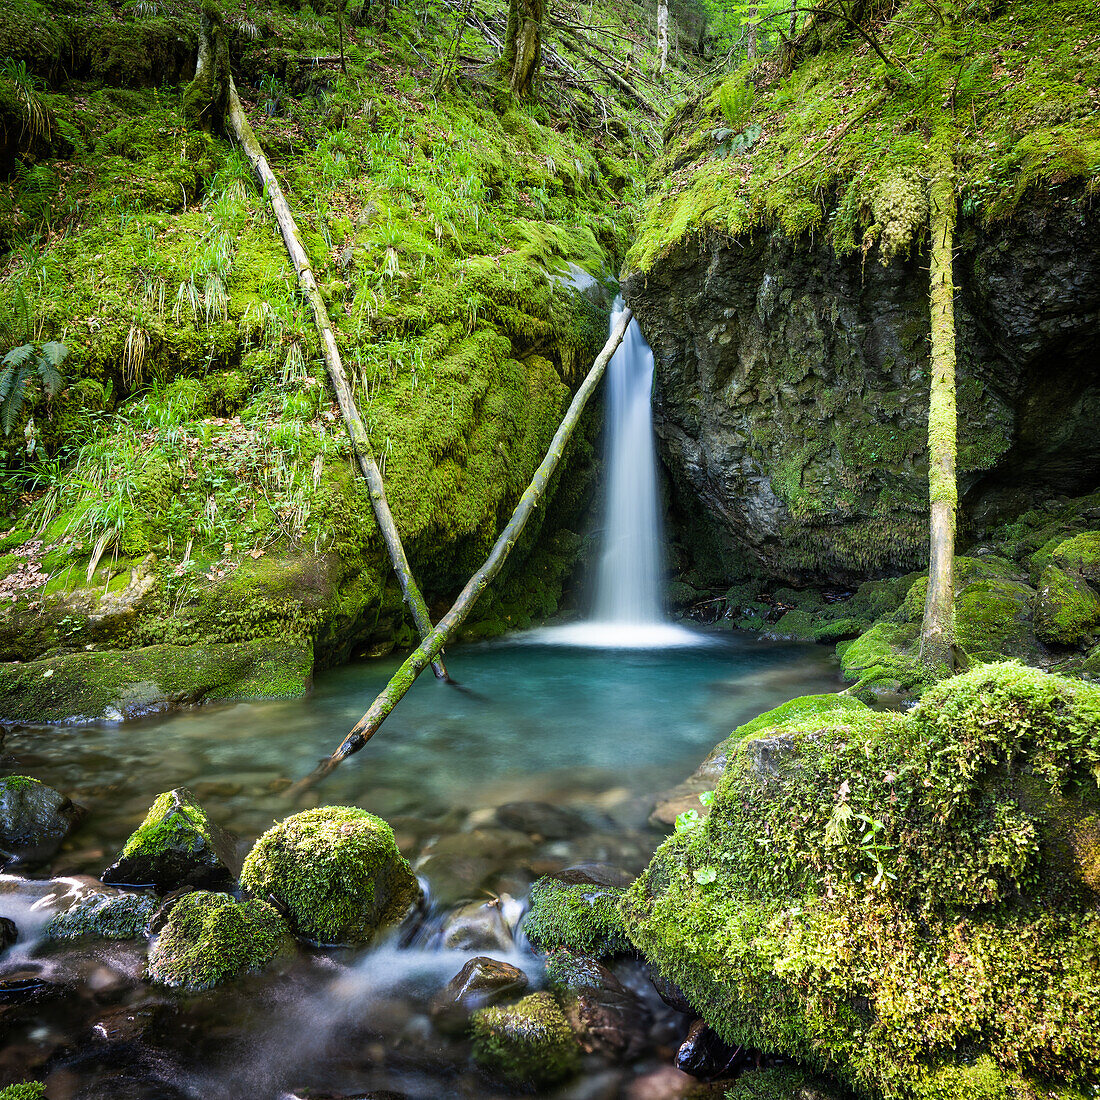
[0, 632, 841, 1098]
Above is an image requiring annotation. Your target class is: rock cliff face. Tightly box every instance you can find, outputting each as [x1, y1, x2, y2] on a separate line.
[624, 199, 1100, 587]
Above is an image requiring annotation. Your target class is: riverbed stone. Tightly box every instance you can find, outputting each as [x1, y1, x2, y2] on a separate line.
[240, 806, 420, 946]
[523, 866, 631, 958]
[439, 899, 514, 953]
[0, 775, 86, 868]
[495, 801, 590, 839]
[146, 890, 292, 992]
[0, 915, 16, 950]
[471, 991, 581, 1088]
[430, 956, 529, 1033]
[102, 787, 237, 894]
[43, 887, 157, 942]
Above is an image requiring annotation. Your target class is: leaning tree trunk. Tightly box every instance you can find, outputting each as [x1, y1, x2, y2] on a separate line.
[746, 5, 758, 59]
[657, 0, 669, 76]
[225, 81, 451, 682]
[290, 310, 635, 795]
[920, 135, 957, 675]
[183, 1, 231, 133]
[500, 0, 543, 96]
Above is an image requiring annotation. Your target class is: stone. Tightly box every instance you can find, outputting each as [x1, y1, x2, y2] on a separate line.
[439, 899, 513, 953]
[675, 1019, 752, 1080]
[430, 956, 528, 1033]
[102, 787, 237, 894]
[523, 866, 631, 958]
[240, 806, 420, 946]
[0, 915, 16, 950]
[1034, 564, 1100, 645]
[471, 991, 581, 1089]
[651, 742, 728, 827]
[495, 801, 590, 839]
[146, 890, 293, 992]
[43, 887, 157, 942]
[546, 948, 652, 1060]
[0, 776, 85, 868]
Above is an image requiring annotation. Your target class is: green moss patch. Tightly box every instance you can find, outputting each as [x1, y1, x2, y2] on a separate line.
[522, 875, 630, 958]
[240, 806, 420, 946]
[44, 889, 156, 941]
[471, 991, 580, 1089]
[1035, 565, 1100, 646]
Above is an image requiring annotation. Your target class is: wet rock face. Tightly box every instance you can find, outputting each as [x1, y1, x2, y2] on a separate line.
[430, 956, 529, 1033]
[623, 200, 1100, 585]
[0, 776, 86, 868]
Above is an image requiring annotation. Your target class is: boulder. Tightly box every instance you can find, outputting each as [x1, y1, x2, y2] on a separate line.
[0, 915, 16, 950]
[1050, 530, 1100, 583]
[146, 890, 292, 992]
[430, 956, 528, 1033]
[103, 787, 237, 894]
[546, 948, 652, 1060]
[43, 886, 157, 942]
[240, 806, 420, 945]
[471, 991, 580, 1088]
[621, 663, 1100, 1099]
[0, 776, 85, 867]
[439, 899, 513, 953]
[1035, 564, 1100, 645]
[675, 1019, 753, 1080]
[523, 866, 631, 958]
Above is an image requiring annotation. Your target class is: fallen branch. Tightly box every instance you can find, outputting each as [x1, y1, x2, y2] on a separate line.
[226, 80, 452, 683]
[289, 308, 634, 795]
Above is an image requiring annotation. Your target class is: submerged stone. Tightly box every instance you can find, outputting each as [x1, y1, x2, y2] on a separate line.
[439, 899, 514, 953]
[471, 991, 580, 1088]
[0, 776, 86, 868]
[103, 787, 237, 894]
[240, 806, 420, 946]
[43, 887, 157, 942]
[146, 890, 292, 992]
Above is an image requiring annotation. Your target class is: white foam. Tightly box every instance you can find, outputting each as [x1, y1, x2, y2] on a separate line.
[524, 620, 712, 648]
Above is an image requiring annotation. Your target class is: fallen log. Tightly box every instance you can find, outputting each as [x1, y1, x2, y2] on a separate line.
[289, 308, 634, 795]
[225, 80, 451, 682]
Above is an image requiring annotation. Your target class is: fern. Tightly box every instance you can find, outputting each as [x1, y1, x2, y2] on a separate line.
[0, 340, 68, 436]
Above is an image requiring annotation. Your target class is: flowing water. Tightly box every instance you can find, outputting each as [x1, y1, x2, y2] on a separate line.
[536, 300, 703, 649]
[0, 635, 841, 1098]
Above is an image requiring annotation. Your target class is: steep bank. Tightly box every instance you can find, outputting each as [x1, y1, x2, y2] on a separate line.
[622, 0, 1100, 588]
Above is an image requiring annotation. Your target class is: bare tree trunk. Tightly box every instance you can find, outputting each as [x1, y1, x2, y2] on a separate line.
[746, 5, 758, 59]
[225, 81, 451, 682]
[500, 0, 544, 96]
[920, 135, 957, 676]
[657, 0, 669, 76]
[290, 310, 635, 795]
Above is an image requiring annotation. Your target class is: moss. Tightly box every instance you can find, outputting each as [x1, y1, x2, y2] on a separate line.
[723, 1066, 853, 1100]
[44, 889, 157, 941]
[1050, 531, 1100, 582]
[121, 789, 209, 859]
[240, 806, 420, 946]
[0, 1086, 46, 1100]
[623, 663, 1100, 1100]
[0, 637, 313, 723]
[522, 876, 630, 958]
[146, 891, 292, 992]
[839, 620, 927, 693]
[471, 991, 580, 1089]
[1034, 565, 1100, 645]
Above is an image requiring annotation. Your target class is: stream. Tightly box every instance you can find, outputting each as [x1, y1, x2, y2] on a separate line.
[0, 631, 840, 1098]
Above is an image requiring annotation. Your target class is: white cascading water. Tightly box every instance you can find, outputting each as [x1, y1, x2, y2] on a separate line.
[538, 298, 703, 647]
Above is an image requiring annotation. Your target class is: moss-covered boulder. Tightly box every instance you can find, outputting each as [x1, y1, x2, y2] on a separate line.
[621, 663, 1100, 1099]
[103, 787, 237, 894]
[43, 887, 157, 942]
[471, 991, 581, 1089]
[146, 890, 292, 992]
[522, 868, 630, 958]
[0, 637, 314, 724]
[240, 806, 420, 946]
[0, 775, 85, 867]
[1034, 565, 1100, 645]
[1050, 530, 1100, 583]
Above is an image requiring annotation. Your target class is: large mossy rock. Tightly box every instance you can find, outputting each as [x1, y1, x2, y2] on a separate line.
[146, 890, 292, 992]
[0, 637, 314, 724]
[1034, 564, 1100, 645]
[240, 806, 420, 946]
[103, 787, 237, 894]
[621, 663, 1100, 1100]
[0, 776, 85, 867]
[471, 991, 581, 1089]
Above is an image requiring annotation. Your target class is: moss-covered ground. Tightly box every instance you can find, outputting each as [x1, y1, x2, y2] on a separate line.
[0, 0, 706, 706]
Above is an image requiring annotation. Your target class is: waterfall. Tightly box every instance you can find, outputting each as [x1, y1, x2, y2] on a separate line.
[534, 299, 703, 648]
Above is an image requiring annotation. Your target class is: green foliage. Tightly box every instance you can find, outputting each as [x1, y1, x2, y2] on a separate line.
[622, 663, 1100, 1099]
[240, 806, 420, 945]
[0, 341, 66, 436]
[0, 1085, 46, 1100]
[146, 891, 292, 992]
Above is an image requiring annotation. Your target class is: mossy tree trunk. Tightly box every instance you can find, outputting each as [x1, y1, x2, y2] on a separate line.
[500, 0, 543, 97]
[225, 81, 452, 683]
[920, 134, 957, 675]
[291, 310, 636, 794]
[183, 1, 230, 134]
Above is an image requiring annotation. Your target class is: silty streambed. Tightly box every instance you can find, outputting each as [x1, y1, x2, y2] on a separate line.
[0, 632, 840, 1098]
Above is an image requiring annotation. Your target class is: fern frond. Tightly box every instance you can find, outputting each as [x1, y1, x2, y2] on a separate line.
[2, 362, 31, 435]
[41, 340, 68, 369]
[2, 343, 35, 371]
[38, 355, 63, 398]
